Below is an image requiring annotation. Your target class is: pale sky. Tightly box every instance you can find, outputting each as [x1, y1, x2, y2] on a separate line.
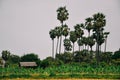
[0, 0, 120, 59]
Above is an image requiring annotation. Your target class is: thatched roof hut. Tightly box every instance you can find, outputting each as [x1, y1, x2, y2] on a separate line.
[19, 62, 37, 68]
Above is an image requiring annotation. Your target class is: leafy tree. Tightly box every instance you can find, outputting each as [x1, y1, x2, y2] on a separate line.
[100, 52, 112, 64]
[49, 29, 56, 58]
[112, 50, 120, 60]
[57, 6, 69, 54]
[20, 53, 40, 62]
[1, 50, 10, 61]
[9, 54, 20, 64]
[56, 52, 72, 63]
[70, 31, 77, 55]
[41, 57, 54, 68]
[64, 39, 72, 52]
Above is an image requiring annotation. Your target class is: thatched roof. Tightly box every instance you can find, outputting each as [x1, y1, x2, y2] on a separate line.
[19, 62, 37, 67]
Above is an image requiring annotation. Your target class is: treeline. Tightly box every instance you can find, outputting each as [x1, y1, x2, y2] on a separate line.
[0, 49, 120, 68]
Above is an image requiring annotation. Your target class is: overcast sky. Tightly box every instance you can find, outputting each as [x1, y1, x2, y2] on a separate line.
[0, 0, 120, 59]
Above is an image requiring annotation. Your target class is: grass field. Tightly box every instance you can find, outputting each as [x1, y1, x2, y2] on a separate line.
[0, 64, 120, 79]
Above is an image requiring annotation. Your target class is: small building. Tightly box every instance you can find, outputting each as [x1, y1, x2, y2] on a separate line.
[19, 62, 37, 68]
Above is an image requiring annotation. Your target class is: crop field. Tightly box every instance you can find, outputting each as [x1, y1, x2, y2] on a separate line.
[0, 64, 120, 79]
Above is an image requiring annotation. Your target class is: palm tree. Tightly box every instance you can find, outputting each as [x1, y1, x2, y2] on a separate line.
[74, 24, 84, 51]
[70, 31, 77, 55]
[49, 29, 56, 58]
[77, 38, 83, 51]
[62, 24, 70, 53]
[64, 39, 72, 52]
[55, 26, 61, 54]
[62, 24, 70, 39]
[57, 6, 69, 54]
[85, 17, 93, 37]
[85, 17, 93, 51]
[88, 36, 95, 51]
[104, 32, 110, 52]
[92, 13, 106, 65]
[82, 37, 88, 50]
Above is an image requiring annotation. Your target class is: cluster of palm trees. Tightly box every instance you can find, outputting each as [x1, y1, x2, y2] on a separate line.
[49, 6, 110, 61]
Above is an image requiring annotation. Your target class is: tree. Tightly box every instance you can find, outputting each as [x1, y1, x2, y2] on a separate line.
[77, 38, 83, 51]
[21, 53, 39, 62]
[85, 17, 93, 50]
[57, 6, 69, 54]
[1, 50, 10, 61]
[62, 24, 69, 39]
[62, 24, 70, 52]
[55, 26, 62, 54]
[112, 50, 120, 60]
[81, 37, 88, 50]
[49, 29, 56, 58]
[104, 32, 110, 52]
[87, 36, 95, 51]
[9, 54, 20, 64]
[74, 24, 84, 51]
[70, 31, 77, 55]
[85, 17, 93, 37]
[64, 39, 72, 52]
[92, 13, 106, 65]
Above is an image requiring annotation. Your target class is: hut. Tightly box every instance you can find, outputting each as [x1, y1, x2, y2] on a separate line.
[19, 62, 37, 68]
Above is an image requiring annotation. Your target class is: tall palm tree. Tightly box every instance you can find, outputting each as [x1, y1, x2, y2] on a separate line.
[62, 24, 70, 53]
[57, 6, 69, 54]
[77, 38, 83, 51]
[49, 29, 56, 58]
[62, 24, 70, 39]
[74, 24, 84, 51]
[85, 17, 93, 37]
[70, 31, 77, 55]
[92, 13, 106, 65]
[104, 32, 110, 52]
[55, 26, 61, 54]
[82, 37, 88, 50]
[85, 17, 93, 51]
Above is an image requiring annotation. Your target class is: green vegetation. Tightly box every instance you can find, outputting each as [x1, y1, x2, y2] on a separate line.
[0, 63, 120, 79]
[0, 6, 120, 79]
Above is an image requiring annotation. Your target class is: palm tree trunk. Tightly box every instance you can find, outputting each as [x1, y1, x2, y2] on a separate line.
[73, 43, 75, 56]
[59, 22, 63, 54]
[52, 39, 54, 58]
[87, 31, 90, 51]
[104, 38, 107, 52]
[79, 46, 80, 52]
[90, 46, 92, 52]
[64, 37, 66, 53]
[56, 38, 59, 54]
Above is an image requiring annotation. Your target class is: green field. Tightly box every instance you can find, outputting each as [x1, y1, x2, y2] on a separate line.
[0, 64, 120, 79]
